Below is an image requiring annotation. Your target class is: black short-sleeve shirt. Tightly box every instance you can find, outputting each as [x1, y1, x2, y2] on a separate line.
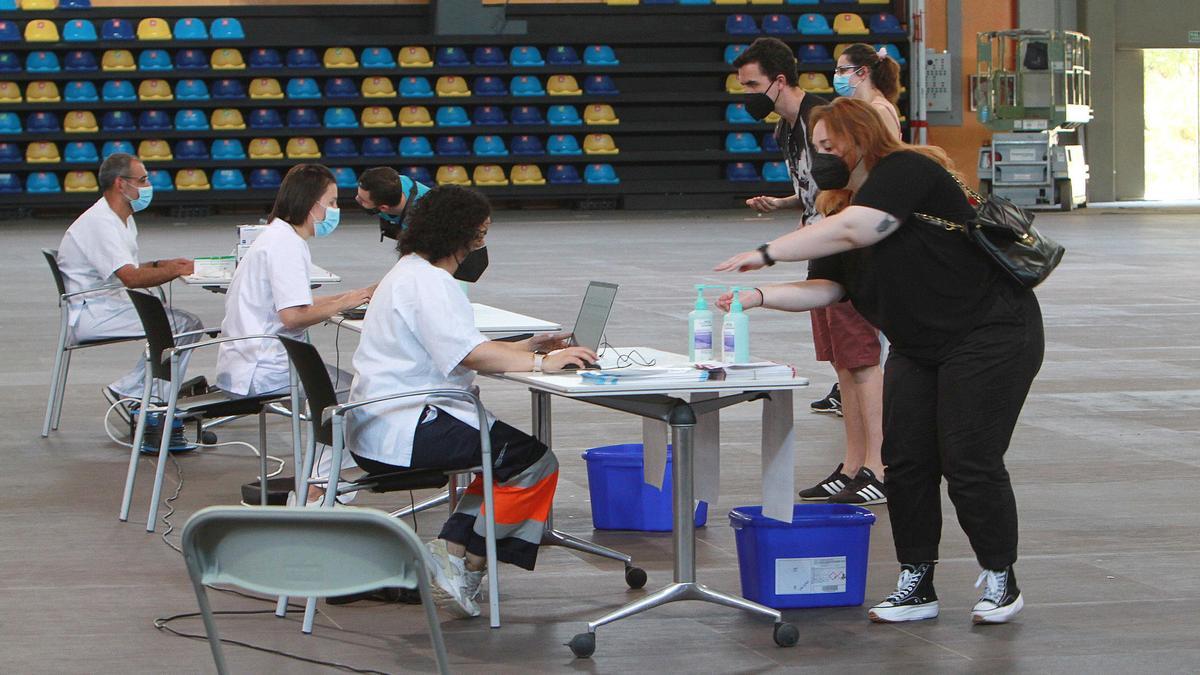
[807, 150, 1001, 361]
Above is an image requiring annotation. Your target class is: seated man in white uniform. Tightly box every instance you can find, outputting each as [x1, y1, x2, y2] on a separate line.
[57, 152, 203, 423]
[346, 185, 595, 618]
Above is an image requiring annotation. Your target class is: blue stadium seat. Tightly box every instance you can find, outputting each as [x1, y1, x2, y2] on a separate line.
[324, 77, 357, 98]
[99, 111, 131, 132]
[726, 162, 760, 181]
[175, 79, 210, 100]
[875, 42, 905, 64]
[399, 76, 434, 97]
[362, 47, 396, 68]
[213, 169, 246, 190]
[0, 112, 20, 134]
[362, 136, 395, 157]
[249, 108, 283, 129]
[102, 80, 136, 102]
[724, 44, 748, 65]
[399, 137, 434, 157]
[472, 105, 506, 126]
[762, 132, 780, 153]
[175, 49, 208, 70]
[400, 166, 434, 185]
[286, 77, 320, 99]
[60, 1, 95, 9]
[138, 49, 173, 71]
[547, 105, 582, 126]
[64, 141, 99, 163]
[101, 19, 135, 41]
[762, 14, 796, 34]
[473, 135, 508, 156]
[762, 161, 790, 182]
[63, 20, 98, 42]
[725, 103, 756, 123]
[323, 137, 358, 158]
[331, 167, 358, 189]
[100, 140, 135, 158]
[249, 48, 282, 69]
[173, 18, 208, 40]
[584, 45, 619, 66]
[286, 108, 320, 128]
[473, 46, 506, 66]
[211, 18, 245, 40]
[434, 106, 469, 127]
[0, 51, 19, 73]
[323, 107, 358, 128]
[26, 51, 60, 72]
[584, 163, 619, 184]
[510, 105, 544, 125]
[510, 46, 544, 67]
[248, 168, 282, 190]
[0, 142, 20, 163]
[547, 45, 580, 66]
[147, 169, 174, 192]
[138, 109, 171, 130]
[583, 75, 618, 95]
[798, 13, 833, 34]
[212, 139, 246, 160]
[0, 172, 19, 193]
[547, 134, 582, 155]
[26, 172, 61, 193]
[548, 164, 582, 184]
[725, 132, 762, 152]
[62, 50, 97, 72]
[434, 136, 469, 156]
[65, 81, 99, 103]
[725, 14, 759, 35]
[0, 21, 15, 43]
[174, 109, 209, 130]
[473, 76, 507, 97]
[870, 12, 905, 35]
[435, 46, 469, 67]
[510, 135, 544, 155]
[511, 76, 545, 96]
[174, 139, 209, 160]
[286, 47, 319, 69]
[798, 44, 834, 64]
[212, 78, 246, 100]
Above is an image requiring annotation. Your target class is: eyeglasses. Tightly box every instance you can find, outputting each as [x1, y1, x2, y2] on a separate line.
[834, 65, 862, 74]
[120, 174, 150, 185]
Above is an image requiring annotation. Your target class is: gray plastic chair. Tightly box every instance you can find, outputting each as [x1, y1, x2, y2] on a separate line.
[182, 505, 449, 675]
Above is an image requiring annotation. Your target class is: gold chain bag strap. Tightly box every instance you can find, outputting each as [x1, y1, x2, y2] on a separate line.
[914, 173, 1065, 288]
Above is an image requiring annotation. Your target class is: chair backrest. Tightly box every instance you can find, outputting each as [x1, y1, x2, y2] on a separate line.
[279, 337, 337, 446]
[42, 248, 67, 297]
[126, 289, 176, 381]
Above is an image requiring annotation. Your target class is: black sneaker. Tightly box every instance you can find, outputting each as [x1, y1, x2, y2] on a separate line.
[972, 566, 1023, 624]
[829, 467, 887, 505]
[810, 383, 842, 416]
[103, 386, 132, 426]
[798, 463, 853, 501]
[869, 563, 939, 623]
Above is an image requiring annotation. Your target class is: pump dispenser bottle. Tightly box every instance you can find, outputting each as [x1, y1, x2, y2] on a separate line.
[688, 284, 720, 362]
[722, 286, 751, 363]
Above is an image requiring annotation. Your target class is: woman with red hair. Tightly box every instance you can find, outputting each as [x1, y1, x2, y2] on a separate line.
[715, 97, 1044, 626]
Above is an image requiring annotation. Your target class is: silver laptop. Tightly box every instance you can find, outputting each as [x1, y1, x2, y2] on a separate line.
[566, 281, 618, 367]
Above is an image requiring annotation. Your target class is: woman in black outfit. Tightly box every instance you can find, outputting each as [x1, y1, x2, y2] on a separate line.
[715, 97, 1043, 625]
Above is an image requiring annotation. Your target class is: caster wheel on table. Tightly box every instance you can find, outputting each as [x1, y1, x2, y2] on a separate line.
[624, 565, 647, 589]
[773, 622, 798, 647]
[201, 430, 218, 445]
[568, 632, 596, 658]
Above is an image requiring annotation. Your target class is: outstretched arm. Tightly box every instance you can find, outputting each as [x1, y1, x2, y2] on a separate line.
[714, 206, 901, 273]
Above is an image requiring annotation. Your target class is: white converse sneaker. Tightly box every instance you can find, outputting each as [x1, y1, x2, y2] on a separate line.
[869, 563, 940, 623]
[972, 566, 1023, 624]
[425, 539, 480, 619]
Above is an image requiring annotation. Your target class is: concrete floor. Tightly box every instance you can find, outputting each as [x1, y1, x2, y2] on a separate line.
[3, 204, 1198, 673]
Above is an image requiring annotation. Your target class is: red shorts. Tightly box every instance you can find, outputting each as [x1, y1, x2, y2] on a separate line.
[811, 301, 881, 370]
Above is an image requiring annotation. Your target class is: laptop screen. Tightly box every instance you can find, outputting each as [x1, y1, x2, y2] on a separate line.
[569, 281, 618, 352]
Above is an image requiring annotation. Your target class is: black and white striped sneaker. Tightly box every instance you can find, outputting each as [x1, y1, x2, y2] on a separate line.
[797, 463, 852, 501]
[869, 563, 939, 623]
[829, 467, 887, 505]
[972, 566, 1023, 624]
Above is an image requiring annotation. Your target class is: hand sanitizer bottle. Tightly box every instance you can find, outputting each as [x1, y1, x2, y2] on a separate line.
[689, 284, 717, 362]
[722, 286, 750, 363]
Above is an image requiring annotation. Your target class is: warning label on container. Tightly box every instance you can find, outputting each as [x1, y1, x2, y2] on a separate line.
[774, 556, 848, 595]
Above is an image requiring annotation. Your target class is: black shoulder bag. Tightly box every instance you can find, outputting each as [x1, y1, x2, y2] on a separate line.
[915, 174, 1065, 289]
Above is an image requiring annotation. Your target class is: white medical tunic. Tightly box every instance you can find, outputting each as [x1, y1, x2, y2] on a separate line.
[57, 197, 139, 327]
[216, 219, 313, 396]
[346, 254, 490, 468]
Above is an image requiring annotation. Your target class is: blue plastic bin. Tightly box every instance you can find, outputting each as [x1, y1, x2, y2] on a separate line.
[729, 504, 875, 609]
[581, 443, 707, 531]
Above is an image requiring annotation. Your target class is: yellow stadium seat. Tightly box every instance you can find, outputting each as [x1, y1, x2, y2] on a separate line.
[137, 18, 171, 40]
[0, 82, 20, 103]
[833, 13, 870, 35]
[175, 169, 211, 191]
[65, 111, 98, 133]
[511, 164, 546, 185]
[584, 104, 619, 125]
[547, 74, 582, 96]
[65, 171, 99, 193]
[362, 76, 397, 98]
[249, 78, 284, 100]
[286, 137, 321, 159]
[24, 20, 59, 42]
[20, 0, 57, 8]
[324, 47, 359, 68]
[725, 74, 746, 94]
[833, 44, 853, 61]
[26, 80, 59, 102]
[138, 139, 173, 161]
[605, 0, 638, 5]
[764, 111, 781, 124]
[799, 72, 834, 94]
[436, 165, 471, 186]
[102, 50, 136, 72]
[583, 133, 619, 155]
[399, 105, 433, 127]
[859, 0, 888, 4]
[361, 106, 396, 128]
[713, 0, 747, 4]
[749, 0, 783, 4]
[211, 48, 247, 70]
[399, 46, 433, 68]
[249, 138, 283, 160]
[138, 79, 173, 101]
[436, 76, 470, 97]
[26, 142, 60, 163]
[473, 165, 508, 186]
[211, 108, 246, 130]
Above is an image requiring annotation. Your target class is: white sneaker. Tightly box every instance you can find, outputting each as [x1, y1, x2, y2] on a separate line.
[426, 539, 480, 619]
[972, 566, 1023, 624]
[284, 490, 326, 508]
[463, 568, 486, 603]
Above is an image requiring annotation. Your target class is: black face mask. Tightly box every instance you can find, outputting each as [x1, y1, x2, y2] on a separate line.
[744, 79, 779, 121]
[453, 246, 489, 283]
[811, 152, 851, 191]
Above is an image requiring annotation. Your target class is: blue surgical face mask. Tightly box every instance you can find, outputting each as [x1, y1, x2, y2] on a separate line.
[832, 73, 856, 97]
[314, 205, 340, 237]
[130, 184, 153, 212]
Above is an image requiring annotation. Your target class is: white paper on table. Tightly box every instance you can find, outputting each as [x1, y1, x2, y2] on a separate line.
[642, 418, 668, 489]
[760, 390, 796, 522]
[692, 392, 721, 504]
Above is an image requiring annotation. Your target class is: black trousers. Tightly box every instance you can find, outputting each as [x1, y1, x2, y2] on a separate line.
[882, 285, 1044, 570]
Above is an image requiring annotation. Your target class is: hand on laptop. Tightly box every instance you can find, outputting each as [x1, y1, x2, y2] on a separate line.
[544, 346, 598, 372]
[520, 331, 572, 354]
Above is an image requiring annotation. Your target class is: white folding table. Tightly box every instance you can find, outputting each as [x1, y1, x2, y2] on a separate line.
[180, 264, 341, 293]
[493, 348, 809, 657]
[330, 302, 562, 338]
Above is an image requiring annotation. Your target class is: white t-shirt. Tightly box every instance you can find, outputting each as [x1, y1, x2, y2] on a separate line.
[216, 219, 313, 396]
[57, 197, 138, 326]
[346, 254, 490, 468]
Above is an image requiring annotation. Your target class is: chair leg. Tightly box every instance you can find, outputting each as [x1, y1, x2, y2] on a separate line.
[418, 569, 451, 674]
[145, 379, 181, 533]
[119, 367, 154, 522]
[42, 332, 68, 437]
[258, 411, 269, 506]
[274, 596, 288, 618]
[51, 349, 72, 431]
[302, 596, 318, 634]
[189, 583, 230, 675]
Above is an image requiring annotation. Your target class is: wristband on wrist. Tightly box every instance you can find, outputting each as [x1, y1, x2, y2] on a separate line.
[532, 353, 544, 373]
[756, 243, 776, 267]
[754, 287, 765, 307]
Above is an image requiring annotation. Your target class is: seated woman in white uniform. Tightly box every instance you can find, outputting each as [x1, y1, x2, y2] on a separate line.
[215, 163, 372, 398]
[346, 185, 595, 619]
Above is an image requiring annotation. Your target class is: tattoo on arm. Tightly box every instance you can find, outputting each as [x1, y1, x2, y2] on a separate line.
[875, 214, 899, 233]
